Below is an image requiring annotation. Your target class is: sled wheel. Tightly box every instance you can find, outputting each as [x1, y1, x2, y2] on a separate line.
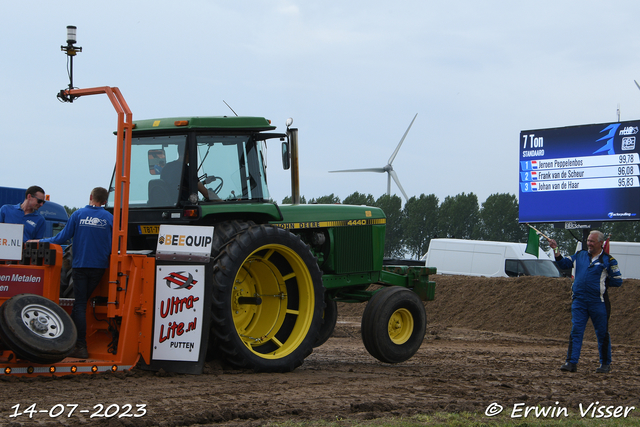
[361, 286, 426, 364]
[211, 224, 324, 372]
[314, 295, 338, 348]
[0, 294, 77, 364]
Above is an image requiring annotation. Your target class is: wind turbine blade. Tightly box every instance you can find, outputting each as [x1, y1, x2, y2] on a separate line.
[329, 168, 386, 173]
[388, 113, 418, 165]
[635, 80, 640, 91]
[389, 170, 409, 201]
[387, 173, 392, 196]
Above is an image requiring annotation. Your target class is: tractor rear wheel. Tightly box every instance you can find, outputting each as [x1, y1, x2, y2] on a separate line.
[210, 224, 324, 372]
[0, 294, 77, 364]
[314, 295, 337, 348]
[361, 286, 426, 364]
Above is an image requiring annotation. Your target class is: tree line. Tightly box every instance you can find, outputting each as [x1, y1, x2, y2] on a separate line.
[282, 192, 640, 259]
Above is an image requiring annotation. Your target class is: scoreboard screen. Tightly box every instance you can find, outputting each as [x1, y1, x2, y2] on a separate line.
[519, 120, 640, 223]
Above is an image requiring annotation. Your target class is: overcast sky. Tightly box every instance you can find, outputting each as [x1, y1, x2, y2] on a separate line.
[2, 1, 640, 209]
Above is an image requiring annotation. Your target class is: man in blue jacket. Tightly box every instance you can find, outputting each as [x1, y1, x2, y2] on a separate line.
[0, 185, 46, 242]
[549, 230, 623, 374]
[32, 187, 113, 359]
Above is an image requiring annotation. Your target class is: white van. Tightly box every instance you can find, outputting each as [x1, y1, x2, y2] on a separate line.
[422, 238, 560, 278]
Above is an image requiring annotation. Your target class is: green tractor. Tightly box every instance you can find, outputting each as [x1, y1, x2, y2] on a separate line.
[115, 115, 436, 372]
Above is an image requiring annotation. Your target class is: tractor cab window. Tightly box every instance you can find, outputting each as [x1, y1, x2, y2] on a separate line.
[108, 135, 187, 208]
[108, 133, 271, 207]
[196, 135, 270, 201]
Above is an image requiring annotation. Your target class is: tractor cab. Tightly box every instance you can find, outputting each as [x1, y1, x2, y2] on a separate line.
[107, 117, 290, 252]
[109, 116, 287, 209]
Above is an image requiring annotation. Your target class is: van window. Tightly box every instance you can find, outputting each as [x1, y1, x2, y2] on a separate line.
[505, 259, 523, 277]
[505, 259, 560, 278]
[520, 260, 561, 277]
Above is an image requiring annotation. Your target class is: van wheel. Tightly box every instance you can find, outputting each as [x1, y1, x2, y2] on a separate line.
[0, 294, 77, 363]
[210, 224, 324, 372]
[361, 286, 426, 363]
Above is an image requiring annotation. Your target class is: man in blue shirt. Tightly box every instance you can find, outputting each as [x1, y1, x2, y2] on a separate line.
[549, 230, 623, 374]
[0, 185, 46, 242]
[33, 187, 113, 359]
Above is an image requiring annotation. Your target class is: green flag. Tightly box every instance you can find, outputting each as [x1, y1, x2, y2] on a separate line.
[525, 228, 539, 258]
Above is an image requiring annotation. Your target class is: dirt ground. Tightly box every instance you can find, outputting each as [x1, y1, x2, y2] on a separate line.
[2, 275, 640, 426]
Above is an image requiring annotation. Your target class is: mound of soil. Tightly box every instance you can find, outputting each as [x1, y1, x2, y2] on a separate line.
[414, 275, 637, 345]
[3, 275, 639, 426]
[339, 275, 639, 345]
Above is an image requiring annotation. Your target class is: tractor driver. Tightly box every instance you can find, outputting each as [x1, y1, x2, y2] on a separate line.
[161, 147, 219, 202]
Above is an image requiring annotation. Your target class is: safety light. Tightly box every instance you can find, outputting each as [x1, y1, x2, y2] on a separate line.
[49, 366, 56, 373]
[111, 365, 118, 372]
[27, 366, 34, 374]
[91, 365, 98, 373]
[58, 25, 83, 103]
[66, 25, 77, 44]
[4, 367, 11, 375]
[70, 365, 77, 373]
[174, 120, 189, 127]
[183, 208, 199, 218]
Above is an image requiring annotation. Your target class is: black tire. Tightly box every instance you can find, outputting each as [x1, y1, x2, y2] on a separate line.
[0, 294, 77, 364]
[210, 224, 324, 372]
[210, 220, 255, 259]
[361, 286, 426, 364]
[59, 244, 74, 298]
[314, 295, 337, 348]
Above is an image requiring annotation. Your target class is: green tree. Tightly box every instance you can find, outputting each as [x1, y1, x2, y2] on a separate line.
[607, 221, 640, 242]
[374, 194, 404, 257]
[437, 192, 479, 239]
[309, 194, 341, 204]
[402, 194, 439, 259]
[281, 195, 307, 204]
[478, 193, 520, 241]
[64, 206, 78, 216]
[342, 192, 376, 206]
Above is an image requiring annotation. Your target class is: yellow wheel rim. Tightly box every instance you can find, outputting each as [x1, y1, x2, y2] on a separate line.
[231, 243, 315, 359]
[387, 308, 414, 345]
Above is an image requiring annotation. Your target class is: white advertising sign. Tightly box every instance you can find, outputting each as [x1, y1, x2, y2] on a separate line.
[152, 264, 205, 362]
[0, 223, 23, 260]
[156, 225, 214, 262]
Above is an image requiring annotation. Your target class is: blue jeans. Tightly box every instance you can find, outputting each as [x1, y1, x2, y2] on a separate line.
[71, 268, 105, 347]
[566, 297, 612, 365]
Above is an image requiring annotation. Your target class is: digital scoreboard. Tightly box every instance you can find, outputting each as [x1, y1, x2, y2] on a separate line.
[519, 120, 640, 224]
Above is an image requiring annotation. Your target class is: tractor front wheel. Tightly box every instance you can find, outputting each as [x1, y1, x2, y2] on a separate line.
[361, 286, 426, 364]
[210, 224, 324, 372]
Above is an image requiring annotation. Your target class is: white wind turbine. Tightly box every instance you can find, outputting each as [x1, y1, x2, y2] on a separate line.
[329, 113, 417, 201]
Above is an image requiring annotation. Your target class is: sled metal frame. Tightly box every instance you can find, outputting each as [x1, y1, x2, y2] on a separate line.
[0, 87, 156, 377]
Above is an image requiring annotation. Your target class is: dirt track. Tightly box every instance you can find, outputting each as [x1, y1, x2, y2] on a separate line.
[2, 275, 640, 426]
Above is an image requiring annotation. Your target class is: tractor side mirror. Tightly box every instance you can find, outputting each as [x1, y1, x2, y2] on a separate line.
[282, 140, 290, 170]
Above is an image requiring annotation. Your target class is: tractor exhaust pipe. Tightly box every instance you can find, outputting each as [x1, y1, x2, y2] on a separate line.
[288, 127, 300, 205]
